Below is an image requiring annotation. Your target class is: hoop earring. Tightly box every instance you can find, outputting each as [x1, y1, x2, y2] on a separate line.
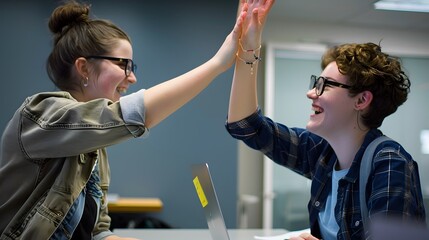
[83, 77, 89, 87]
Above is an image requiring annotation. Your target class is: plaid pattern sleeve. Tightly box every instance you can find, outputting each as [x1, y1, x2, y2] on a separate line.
[225, 109, 265, 139]
[369, 143, 426, 221]
[226, 108, 279, 160]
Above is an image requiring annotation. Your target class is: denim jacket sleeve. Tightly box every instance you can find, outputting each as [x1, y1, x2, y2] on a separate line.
[19, 91, 148, 159]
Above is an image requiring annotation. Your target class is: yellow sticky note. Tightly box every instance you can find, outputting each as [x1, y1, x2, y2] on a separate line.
[193, 176, 208, 208]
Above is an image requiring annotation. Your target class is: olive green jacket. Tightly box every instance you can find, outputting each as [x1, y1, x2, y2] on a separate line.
[0, 90, 147, 239]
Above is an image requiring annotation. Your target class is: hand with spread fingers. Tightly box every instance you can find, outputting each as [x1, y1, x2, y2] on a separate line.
[238, 0, 275, 51]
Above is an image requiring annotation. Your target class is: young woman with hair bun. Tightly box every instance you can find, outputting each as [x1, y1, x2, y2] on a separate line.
[0, 0, 251, 239]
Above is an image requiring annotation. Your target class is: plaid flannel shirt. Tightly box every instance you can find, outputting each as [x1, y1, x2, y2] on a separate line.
[226, 108, 426, 240]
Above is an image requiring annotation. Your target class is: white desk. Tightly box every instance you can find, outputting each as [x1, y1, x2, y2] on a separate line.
[113, 229, 287, 240]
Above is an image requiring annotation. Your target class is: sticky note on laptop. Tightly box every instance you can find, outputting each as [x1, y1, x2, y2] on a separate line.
[193, 176, 208, 207]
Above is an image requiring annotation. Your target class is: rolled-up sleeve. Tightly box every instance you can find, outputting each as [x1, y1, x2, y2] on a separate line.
[119, 89, 149, 138]
[20, 91, 149, 158]
[225, 108, 264, 140]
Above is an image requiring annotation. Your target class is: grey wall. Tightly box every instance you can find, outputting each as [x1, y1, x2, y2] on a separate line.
[0, 0, 239, 228]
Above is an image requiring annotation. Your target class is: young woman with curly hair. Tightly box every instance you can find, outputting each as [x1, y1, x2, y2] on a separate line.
[226, 5, 426, 238]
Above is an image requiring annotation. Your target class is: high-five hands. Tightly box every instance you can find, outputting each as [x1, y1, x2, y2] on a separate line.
[238, 0, 275, 50]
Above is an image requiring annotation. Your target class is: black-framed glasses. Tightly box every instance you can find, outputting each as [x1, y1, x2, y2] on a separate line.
[86, 56, 137, 77]
[310, 75, 351, 96]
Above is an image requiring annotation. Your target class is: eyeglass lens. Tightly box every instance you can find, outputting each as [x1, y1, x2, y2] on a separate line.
[126, 60, 136, 76]
[309, 75, 326, 96]
[86, 56, 136, 77]
[309, 75, 320, 95]
[315, 77, 324, 95]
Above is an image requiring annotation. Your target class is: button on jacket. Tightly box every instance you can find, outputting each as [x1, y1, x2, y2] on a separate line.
[0, 90, 147, 239]
[226, 108, 426, 240]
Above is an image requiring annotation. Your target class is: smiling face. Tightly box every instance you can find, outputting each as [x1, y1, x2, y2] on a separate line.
[306, 61, 359, 139]
[83, 39, 137, 102]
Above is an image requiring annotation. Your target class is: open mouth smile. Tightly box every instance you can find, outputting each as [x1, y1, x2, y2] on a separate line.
[312, 105, 323, 115]
[117, 87, 127, 95]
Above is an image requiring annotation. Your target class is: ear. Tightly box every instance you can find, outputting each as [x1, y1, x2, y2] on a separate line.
[354, 91, 373, 110]
[74, 57, 89, 79]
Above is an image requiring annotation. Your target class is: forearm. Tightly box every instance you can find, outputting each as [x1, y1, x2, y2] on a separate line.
[144, 58, 223, 128]
[141, 4, 246, 129]
[227, 51, 259, 123]
[227, 0, 274, 123]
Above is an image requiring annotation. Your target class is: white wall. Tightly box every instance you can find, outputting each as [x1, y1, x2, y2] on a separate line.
[264, 19, 429, 57]
[238, 18, 429, 228]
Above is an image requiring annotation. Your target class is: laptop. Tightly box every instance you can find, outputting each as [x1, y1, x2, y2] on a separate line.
[191, 163, 310, 240]
[191, 163, 231, 240]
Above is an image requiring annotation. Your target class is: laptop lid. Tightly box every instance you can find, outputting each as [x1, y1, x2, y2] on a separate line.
[191, 163, 230, 240]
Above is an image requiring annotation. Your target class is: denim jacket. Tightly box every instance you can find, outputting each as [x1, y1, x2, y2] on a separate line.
[0, 90, 148, 239]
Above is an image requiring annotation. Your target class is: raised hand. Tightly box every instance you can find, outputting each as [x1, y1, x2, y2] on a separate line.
[239, 0, 275, 50]
[212, 8, 247, 72]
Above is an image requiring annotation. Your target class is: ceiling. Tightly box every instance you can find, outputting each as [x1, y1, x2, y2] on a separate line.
[269, 0, 429, 31]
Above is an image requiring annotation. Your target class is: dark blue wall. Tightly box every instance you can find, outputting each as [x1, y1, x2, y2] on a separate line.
[0, 0, 238, 228]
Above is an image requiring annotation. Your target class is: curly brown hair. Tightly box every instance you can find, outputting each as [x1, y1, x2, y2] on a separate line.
[46, 0, 131, 91]
[321, 42, 410, 128]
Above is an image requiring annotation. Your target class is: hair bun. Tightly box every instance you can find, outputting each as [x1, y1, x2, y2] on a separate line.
[48, 1, 90, 35]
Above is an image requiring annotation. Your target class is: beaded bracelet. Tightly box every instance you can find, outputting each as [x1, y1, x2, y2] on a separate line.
[236, 53, 261, 75]
[237, 41, 262, 75]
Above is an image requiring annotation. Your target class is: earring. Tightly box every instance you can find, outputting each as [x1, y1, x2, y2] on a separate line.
[83, 77, 89, 87]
